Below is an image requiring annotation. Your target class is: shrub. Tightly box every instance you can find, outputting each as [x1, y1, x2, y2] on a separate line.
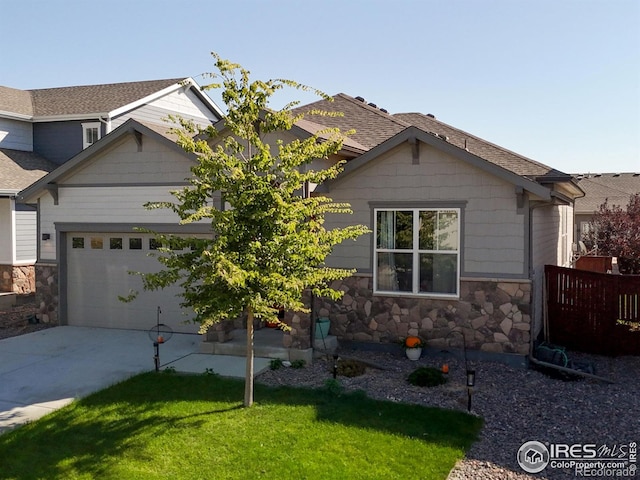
[408, 367, 447, 387]
[336, 358, 367, 377]
[270, 358, 284, 370]
[291, 359, 306, 369]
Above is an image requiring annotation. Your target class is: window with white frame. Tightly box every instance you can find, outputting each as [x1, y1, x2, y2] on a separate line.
[82, 122, 101, 149]
[374, 208, 460, 296]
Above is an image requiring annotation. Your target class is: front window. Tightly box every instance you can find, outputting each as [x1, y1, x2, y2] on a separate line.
[374, 208, 460, 296]
[82, 122, 101, 149]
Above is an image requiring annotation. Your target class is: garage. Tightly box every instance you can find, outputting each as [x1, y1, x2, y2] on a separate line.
[65, 232, 200, 333]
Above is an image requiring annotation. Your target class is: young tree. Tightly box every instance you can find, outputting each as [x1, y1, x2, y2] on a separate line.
[586, 193, 640, 273]
[132, 54, 368, 406]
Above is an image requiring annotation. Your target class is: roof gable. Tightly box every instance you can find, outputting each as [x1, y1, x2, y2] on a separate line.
[394, 112, 569, 181]
[319, 125, 554, 199]
[18, 118, 195, 203]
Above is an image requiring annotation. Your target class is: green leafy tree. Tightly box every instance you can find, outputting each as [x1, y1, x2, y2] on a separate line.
[131, 53, 368, 406]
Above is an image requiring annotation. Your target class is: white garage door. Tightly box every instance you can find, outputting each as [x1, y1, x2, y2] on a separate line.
[66, 232, 199, 333]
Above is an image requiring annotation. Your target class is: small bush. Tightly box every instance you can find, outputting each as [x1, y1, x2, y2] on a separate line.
[270, 358, 284, 370]
[323, 378, 344, 396]
[336, 358, 367, 377]
[408, 367, 447, 387]
[291, 359, 306, 369]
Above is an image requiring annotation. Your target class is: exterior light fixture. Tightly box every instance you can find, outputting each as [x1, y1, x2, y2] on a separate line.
[466, 369, 476, 412]
[42, 233, 51, 241]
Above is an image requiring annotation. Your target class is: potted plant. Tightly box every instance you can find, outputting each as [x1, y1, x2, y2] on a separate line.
[403, 336, 424, 360]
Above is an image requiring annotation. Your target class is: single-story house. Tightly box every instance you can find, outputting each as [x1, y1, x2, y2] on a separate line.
[20, 94, 584, 357]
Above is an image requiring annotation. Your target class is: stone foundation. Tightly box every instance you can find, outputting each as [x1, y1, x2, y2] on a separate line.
[0, 264, 36, 294]
[34, 263, 59, 324]
[317, 274, 531, 355]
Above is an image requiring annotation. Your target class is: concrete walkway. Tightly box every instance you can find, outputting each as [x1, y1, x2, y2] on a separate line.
[0, 326, 270, 434]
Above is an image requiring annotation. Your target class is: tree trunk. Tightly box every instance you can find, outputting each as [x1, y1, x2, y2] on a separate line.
[244, 306, 255, 407]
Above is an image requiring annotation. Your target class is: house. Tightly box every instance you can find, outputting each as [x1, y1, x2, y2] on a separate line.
[20, 93, 583, 358]
[573, 172, 640, 241]
[0, 78, 223, 294]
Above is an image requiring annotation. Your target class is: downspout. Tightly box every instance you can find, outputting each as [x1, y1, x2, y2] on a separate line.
[525, 192, 613, 381]
[528, 199, 553, 358]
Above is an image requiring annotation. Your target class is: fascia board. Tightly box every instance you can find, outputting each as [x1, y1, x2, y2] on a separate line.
[0, 110, 33, 121]
[32, 113, 109, 122]
[109, 78, 224, 120]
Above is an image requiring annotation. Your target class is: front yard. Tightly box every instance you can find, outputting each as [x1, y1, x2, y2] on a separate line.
[0, 372, 482, 480]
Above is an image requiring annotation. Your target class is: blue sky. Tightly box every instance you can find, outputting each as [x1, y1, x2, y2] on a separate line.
[2, 0, 638, 174]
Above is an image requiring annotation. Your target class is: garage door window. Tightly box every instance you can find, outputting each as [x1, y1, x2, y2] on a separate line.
[149, 238, 161, 250]
[129, 238, 142, 250]
[110, 238, 123, 250]
[72, 237, 84, 249]
[90, 237, 103, 249]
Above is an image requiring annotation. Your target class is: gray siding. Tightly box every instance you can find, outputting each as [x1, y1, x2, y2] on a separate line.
[15, 205, 37, 262]
[0, 198, 12, 264]
[0, 118, 33, 151]
[111, 88, 218, 130]
[325, 141, 527, 277]
[34, 120, 102, 165]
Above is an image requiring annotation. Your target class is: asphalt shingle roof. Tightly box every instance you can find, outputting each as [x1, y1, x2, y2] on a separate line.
[394, 112, 568, 180]
[294, 93, 570, 181]
[28, 78, 185, 116]
[0, 86, 33, 116]
[293, 94, 409, 149]
[0, 78, 186, 118]
[573, 173, 640, 213]
[0, 149, 57, 191]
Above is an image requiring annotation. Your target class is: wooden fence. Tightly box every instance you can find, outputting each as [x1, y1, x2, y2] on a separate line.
[545, 265, 640, 356]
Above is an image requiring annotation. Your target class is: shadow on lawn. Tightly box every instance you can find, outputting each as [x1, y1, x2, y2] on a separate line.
[0, 373, 482, 479]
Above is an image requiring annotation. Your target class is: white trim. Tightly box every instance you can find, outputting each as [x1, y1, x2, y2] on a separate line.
[0, 110, 33, 121]
[81, 122, 101, 149]
[373, 207, 461, 298]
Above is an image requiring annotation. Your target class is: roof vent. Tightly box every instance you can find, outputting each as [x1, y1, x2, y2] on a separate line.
[633, 173, 639, 177]
[613, 173, 620, 177]
[355, 96, 365, 102]
[426, 113, 435, 119]
[380, 108, 388, 113]
[594, 174, 601, 177]
[368, 102, 377, 108]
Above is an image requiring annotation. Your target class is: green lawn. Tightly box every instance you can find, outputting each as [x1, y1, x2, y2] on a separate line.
[0, 372, 482, 480]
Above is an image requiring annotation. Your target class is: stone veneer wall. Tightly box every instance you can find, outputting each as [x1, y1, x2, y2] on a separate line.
[317, 274, 531, 355]
[0, 265, 36, 294]
[34, 263, 59, 324]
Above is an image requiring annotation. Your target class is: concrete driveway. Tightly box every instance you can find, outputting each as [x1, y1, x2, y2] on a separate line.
[0, 326, 269, 434]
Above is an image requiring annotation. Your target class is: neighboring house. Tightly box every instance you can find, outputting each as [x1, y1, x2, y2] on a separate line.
[0, 78, 223, 294]
[20, 93, 583, 358]
[573, 172, 640, 241]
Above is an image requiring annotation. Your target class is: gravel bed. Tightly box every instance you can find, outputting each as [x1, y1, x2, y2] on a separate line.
[257, 348, 640, 480]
